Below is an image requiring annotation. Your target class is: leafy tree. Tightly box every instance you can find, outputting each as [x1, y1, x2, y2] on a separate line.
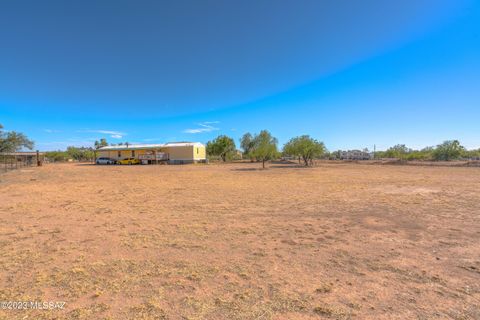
[0, 123, 34, 152]
[66, 147, 82, 160]
[66, 146, 95, 161]
[283, 135, 326, 166]
[240, 133, 256, 161]
[45, 150, 69, 162]
[206, 135, 236, 162]
[383, 144, 411, 159]
[46, 147, 95, 162]
[329, 150, 342, 160]
[432, 140, 465, 161]
[93, 139, 108, 161]
[94, 138, 108, 149]
[464, 148, 480, 159]
[251, 130, 278, 168]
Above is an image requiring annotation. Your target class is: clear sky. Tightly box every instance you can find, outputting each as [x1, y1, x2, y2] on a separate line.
[0, 0, 479, 151]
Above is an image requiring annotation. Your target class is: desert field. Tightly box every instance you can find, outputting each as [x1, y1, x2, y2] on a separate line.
[0, 162, 479, 319]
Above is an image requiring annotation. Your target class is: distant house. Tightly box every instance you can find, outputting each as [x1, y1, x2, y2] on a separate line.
[235, 149, 243, 160]
[97, 142, 206, 164]
[340, 150, 372, 160]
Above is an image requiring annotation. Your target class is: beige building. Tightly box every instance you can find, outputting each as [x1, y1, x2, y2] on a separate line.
[97, 142, 206, 164]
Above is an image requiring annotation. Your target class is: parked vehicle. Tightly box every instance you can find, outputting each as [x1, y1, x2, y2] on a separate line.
[117, 157, 140, 165]
[96, 157, 116, 165]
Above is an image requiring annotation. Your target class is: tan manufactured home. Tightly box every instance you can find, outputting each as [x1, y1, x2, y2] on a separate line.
[97, 142, 206, 164]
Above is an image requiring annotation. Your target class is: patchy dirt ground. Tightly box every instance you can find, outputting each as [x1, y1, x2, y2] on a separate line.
[0, 162, 479, 319]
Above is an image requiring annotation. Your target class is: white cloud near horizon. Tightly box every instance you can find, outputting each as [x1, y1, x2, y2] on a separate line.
[44, 129, 61, 133]
[183, 122, 219, 134]
[77, 129, 125, 139]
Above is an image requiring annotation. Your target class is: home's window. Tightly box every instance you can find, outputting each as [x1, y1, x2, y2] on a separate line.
[196, 148, 199, 154]
[118, 151, 121, 158]
[132, 150, 135, 157]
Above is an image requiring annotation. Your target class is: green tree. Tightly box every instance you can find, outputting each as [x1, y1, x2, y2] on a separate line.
[240, 133, 256, 161]
[66, 146, 81, 160]
[93, 139, 108, 161]
[251, 130, 278, 168]
[206, 135, 236, 162]
[283, 135, 326, 166]
[45, 150, 68, 162]
[383, 144, 411, 159]
[66, 146, 95, 161]
[330, 150, 342, 160]
[0, 124, 34, 152]
[94, 138, 108, 149]
[464, 148, 480, 159]
[432, 140, 465, 161]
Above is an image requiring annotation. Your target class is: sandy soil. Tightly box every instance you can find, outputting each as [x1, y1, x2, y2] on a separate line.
[0, 162, 479, 319]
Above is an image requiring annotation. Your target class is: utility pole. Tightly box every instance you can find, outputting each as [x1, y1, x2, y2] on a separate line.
[373, 144, 376, 160]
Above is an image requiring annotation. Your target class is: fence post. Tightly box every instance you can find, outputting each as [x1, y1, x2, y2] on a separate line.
[36, 150, 41, 166]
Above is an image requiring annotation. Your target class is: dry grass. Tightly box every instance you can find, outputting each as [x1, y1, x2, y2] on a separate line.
[0, 162, 479, 319]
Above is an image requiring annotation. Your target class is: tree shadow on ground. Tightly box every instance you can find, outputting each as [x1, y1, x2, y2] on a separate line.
[269, 164, 311, 169]
[231, 161, 310, 171]
[231, 167, 262, 171]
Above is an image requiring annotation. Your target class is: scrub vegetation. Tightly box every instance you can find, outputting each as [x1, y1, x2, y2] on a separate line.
[207, 132, 480, 167]
[372, 140, 479, 161]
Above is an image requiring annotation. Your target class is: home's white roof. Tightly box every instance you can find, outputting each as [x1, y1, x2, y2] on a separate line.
[98, 142, 204, 151]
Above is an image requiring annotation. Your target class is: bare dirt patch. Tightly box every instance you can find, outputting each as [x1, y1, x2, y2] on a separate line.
[0, 162, 479, 319]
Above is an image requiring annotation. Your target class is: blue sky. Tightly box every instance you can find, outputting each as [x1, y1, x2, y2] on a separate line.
[0, 0, 479, 151]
